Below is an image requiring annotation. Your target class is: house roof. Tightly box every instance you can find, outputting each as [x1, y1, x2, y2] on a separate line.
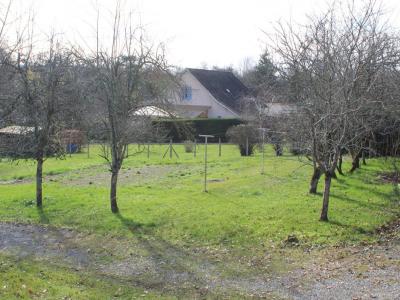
[132, 106, 174, 118]
[187, 68, 248, 113]
[0, 126, 35, 135]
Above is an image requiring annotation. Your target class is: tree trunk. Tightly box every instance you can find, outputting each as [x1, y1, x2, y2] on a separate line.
[110, 169, 119, 213]
[274, 144, 283, 156]
[309, 166, 322, 194]
[36, 157, 43, 207]
[362, 149, 366, 165]
[368, 139, 374, 158]
[337, 153, 344, 175]
[320, 173, 332, 221]
[350, 151, 361, 173]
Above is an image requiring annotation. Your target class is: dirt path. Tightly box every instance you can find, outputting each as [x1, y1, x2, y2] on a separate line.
[0, 222, 399, 299]
[290, 241, 400, 299]
[0, 164, 192, 187]
[0, 222, 286, 298]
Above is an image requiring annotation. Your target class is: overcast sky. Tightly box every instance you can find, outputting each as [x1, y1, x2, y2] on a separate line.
[8, 0, 400, 69]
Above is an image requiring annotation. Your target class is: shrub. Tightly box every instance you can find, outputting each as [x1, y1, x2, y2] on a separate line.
[227, 124, 258, 156]
[289, 142, 308, 156]
[183, 140, 194, 153]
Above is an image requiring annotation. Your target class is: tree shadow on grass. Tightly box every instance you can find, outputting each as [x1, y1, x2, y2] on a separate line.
[37, 207, 50, 224]
[331, 193, 390, 210]
[113, 212, 218, 297]
[334, 177, 349, 186]
[114, 212, 156, 234]
[348, 183, 397, 202]
[328, 219, 372, 235]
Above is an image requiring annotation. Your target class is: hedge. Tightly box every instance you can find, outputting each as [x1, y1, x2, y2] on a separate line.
[153, 118, 243, 142]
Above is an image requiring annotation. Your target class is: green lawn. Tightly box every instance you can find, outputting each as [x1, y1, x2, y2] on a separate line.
[0, 254, 168, 300]
[0, 144, 398, 250]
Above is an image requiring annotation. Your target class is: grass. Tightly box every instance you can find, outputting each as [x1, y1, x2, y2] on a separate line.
[0, 144, 398, 251]
[0, 254, 168, 300]
[0, 144, 399, 299]
[0, 146, 108, 181]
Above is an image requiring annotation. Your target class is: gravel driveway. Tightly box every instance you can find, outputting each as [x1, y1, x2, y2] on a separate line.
[0, 221, 399, 299]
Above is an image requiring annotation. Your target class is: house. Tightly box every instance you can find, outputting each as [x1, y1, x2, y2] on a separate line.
[0, 125, 35, 135]
[0, 126, 35, 157]
[174, 68, 249, 119]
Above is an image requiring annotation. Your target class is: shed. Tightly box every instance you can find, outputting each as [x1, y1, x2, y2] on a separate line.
[0, 126, 36, 157]
[60, 129, 85, 153]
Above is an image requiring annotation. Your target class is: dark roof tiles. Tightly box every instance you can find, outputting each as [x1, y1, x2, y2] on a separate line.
[187, 68, 248, 113]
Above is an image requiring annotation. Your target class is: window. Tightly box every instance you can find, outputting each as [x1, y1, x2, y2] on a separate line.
[183, 86, 192, 100]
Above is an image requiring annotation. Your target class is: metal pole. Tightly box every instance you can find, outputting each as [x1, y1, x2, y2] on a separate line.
[87, 135, 90, 158]
[147, 143, 150, 159]
[205, 137, 208, 192]
[169, 139, 172, 159]
[258, 128, 266, 175]
[126, 144, 129, 158]
[262, 133, 265, 174]
[199, 135, 214, 192]
[246, 137, 249, 156]
[69, 132, 72, 157]
[218, 137, 221, 157]
[194, 139, 197, 157]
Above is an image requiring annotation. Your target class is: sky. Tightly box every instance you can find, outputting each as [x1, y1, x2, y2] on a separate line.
[6, 0, 400, 70]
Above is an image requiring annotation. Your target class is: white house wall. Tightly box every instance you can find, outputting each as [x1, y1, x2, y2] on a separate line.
[176, 71, 239, 119]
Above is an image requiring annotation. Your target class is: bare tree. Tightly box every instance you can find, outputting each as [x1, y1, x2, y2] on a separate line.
[13, 34, 73, 207]
[84, 4, 175, 213]
[0, 0, 21, 124]
[270, 0, 400, 220]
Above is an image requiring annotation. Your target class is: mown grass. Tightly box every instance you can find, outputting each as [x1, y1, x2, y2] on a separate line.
[0, 144, 398, 251]
[0, 254, 169, 300]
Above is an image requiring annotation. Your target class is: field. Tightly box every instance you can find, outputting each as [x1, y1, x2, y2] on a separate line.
[0, 144, 399, 299]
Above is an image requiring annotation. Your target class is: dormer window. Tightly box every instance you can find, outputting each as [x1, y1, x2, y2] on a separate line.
[183, 85, 192, 100]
